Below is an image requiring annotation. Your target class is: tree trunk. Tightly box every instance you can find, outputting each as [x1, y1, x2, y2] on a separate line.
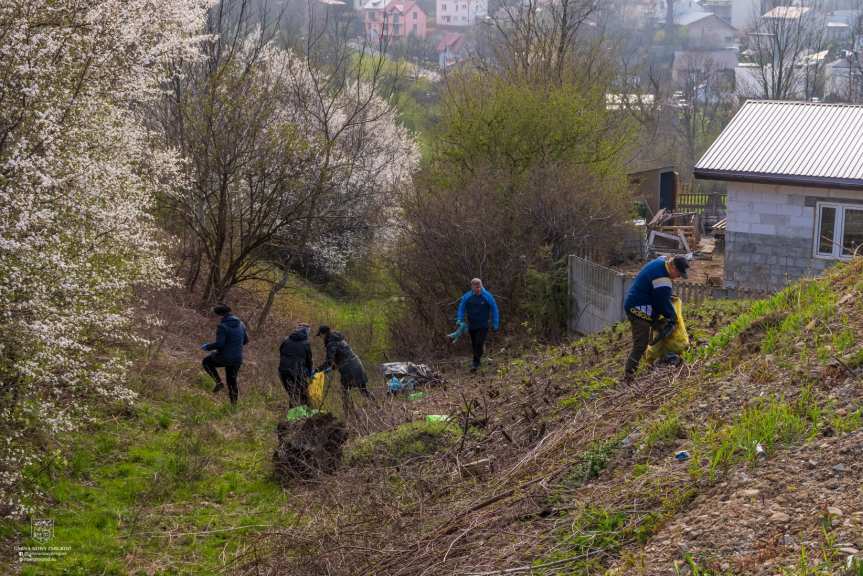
[257, 265, 292, 330]
[185, 244, 203, 292]
[665, 0, 675, 44]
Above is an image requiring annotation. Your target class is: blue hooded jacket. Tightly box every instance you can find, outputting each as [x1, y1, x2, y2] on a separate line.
[204, 314, 249, 365]
[623, 257, 676, 323]
[456, 288, 500, 330]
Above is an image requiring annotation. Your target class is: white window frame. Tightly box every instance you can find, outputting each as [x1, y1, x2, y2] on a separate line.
[813, 201, 863, 260]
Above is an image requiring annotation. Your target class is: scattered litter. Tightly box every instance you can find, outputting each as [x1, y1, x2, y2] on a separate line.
[284, 405, 319, 422]
[755, 443, 766, 458]
[408, 391, 427, 401]
[621, 430, 641, 449]
[388, 375, 417, 394]
[674, 450, 690, 461]
[426, 415, 451, 423]
[382, 362, 445, 392]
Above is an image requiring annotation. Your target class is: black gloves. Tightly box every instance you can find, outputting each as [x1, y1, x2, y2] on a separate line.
[651, 321, 676, 345]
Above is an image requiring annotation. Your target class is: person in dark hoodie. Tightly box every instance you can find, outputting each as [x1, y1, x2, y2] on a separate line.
[278, 322, 313, 407]
[201, 304, 249, 406]
[315, 325, 373, 414]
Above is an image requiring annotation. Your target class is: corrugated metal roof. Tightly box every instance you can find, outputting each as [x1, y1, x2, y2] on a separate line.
[694, 100, 863, 190]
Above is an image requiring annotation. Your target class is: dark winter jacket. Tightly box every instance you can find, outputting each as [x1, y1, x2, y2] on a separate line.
[319, 332, 368, 387]
[456, 288, 500, 330]
[624, 257, 676, 324]
[203, 314, 249, 365]
[279, 327, 313, 376]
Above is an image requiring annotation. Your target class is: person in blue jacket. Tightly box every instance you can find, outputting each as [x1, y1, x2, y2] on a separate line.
[623, 255, 689, 380]
[456, 278, 500, 372]
[201, 304, 249, 405]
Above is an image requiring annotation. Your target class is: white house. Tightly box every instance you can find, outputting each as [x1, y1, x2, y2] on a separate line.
[694, 100, 863, 290]
[825, 54, 863, 101]
[436, 0, 487, 26]
[826, 55, 851, 98]
[676, 11, 739, 49]
[734, 62, 764, 96]
[734, 60, 808, 99]
[730, 0, 761, 31]
[673, 48, 738, 85]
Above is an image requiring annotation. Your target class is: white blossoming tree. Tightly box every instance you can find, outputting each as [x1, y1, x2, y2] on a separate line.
[157, 0, 417, 325]
[0, 0, 208, 514]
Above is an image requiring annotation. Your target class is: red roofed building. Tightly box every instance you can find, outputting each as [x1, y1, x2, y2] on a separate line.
[436, 32, 465, 68]
[363, 0, 428, 40]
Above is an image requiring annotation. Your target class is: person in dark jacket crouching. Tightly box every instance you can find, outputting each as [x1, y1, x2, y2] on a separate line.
[315, 325, 373, 415]
[622, 255, 689, 381]
[201, 304, 249, 405]
[278, 323, 313, 407]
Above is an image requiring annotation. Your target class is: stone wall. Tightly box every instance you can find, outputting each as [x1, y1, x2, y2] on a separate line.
[724, 182, 855, 290]
[725, 230, 832, 290]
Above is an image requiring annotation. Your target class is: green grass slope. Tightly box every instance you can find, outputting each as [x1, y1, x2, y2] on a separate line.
[4, 363, 296, 575]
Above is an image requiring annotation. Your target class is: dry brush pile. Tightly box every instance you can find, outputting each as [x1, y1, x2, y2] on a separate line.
[219, 259, 863, 576]
[218, 297, 763, 575]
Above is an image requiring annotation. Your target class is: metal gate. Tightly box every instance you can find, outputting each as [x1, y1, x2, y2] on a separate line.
[568, 255, 632, 335]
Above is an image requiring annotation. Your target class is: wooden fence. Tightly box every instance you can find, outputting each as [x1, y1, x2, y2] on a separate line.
[674, 282, 770, 304]
[677, 192, 727, 218]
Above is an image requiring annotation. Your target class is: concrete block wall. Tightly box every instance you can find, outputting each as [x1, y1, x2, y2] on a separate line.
[724, 182, 853, 290]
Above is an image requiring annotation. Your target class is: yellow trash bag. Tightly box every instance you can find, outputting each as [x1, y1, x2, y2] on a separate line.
[644, 296, 690, 364]
[307, 371, 327, 409]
